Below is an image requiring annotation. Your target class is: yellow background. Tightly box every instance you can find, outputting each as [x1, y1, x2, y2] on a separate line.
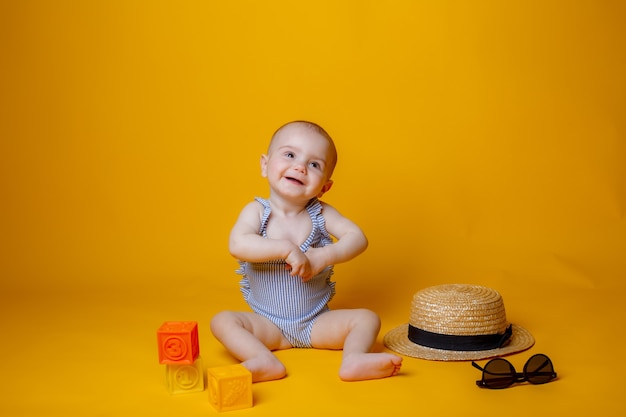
[1, 1, 625, 415]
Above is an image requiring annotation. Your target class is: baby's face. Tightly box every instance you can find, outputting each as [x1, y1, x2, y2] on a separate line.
[262, 125, 335, 202]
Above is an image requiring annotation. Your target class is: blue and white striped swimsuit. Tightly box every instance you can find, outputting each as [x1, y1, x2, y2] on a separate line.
[237, 197, 335, 348]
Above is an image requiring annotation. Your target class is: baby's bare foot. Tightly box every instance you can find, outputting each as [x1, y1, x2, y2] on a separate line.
[339, 352, 402, 381]
[242, 353, 287, 382]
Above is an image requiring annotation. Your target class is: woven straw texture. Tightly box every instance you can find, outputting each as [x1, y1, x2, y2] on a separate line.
[384, 284, 535, 361]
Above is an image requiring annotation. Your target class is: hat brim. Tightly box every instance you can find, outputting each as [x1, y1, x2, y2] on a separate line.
[383, 323, 535, 361]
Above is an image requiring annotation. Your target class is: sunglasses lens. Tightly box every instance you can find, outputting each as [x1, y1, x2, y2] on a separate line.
[524, 354, 555, 384]
[482, 358, 516, 389]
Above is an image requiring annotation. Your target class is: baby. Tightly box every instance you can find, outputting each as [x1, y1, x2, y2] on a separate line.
[210, 120, 402, 382]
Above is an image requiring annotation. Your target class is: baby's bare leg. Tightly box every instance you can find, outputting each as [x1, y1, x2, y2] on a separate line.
[210, 311, 292, 382]
[311, 309, 402, 381]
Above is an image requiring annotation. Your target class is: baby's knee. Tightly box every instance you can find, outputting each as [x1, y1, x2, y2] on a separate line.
[210, 310, 239, 335]
[355, 308, 381, 329]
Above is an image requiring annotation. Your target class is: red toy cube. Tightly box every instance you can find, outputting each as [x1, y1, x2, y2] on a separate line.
[157, 321, 199, 364]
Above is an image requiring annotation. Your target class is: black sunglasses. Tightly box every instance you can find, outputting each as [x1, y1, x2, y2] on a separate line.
[472, 353, 557, 389]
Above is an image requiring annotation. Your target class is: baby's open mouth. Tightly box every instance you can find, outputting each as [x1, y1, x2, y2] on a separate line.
[285, 177, 304, 185]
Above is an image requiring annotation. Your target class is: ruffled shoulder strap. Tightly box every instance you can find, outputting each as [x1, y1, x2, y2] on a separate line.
[254, 197, 272, 237]
[301, 198, 333, 251]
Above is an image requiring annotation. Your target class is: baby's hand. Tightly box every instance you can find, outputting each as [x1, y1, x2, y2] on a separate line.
[284, 249, 313, 281]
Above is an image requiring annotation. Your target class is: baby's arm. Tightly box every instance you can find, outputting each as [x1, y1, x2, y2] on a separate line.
[304, 202, 368, 277]
[229, 201, 307, 268]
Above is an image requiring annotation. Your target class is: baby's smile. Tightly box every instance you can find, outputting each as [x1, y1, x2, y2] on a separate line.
[285, 176, 304, 185]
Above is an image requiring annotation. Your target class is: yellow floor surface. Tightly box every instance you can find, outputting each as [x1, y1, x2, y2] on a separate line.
[1, 278, 623, 417]
[1, 1, 624, 416]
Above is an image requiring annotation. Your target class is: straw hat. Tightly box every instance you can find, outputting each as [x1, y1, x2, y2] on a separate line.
[383, 284, 534, 361]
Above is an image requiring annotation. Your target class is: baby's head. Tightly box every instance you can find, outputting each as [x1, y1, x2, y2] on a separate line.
[268, 121, 338, 179]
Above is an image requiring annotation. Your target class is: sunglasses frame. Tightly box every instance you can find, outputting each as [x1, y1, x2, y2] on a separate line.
[472, 353, 557, 389]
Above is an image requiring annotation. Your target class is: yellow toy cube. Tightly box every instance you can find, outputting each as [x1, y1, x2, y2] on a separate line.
[207, 364, 253, 412]
[165, 356, 205, 394]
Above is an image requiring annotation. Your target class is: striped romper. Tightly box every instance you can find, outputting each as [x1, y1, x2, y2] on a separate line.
[237, 197, 336, 348]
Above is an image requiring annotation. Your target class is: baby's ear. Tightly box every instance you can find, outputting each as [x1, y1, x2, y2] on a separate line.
[317, 180, 333, 198]
[260, 154, 268, 177]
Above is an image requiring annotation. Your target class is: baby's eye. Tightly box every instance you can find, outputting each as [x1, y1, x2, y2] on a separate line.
[309, 161, 321, 169]
[284, 152, 295, 158]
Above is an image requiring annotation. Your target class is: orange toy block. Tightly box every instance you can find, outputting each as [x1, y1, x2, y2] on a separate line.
[165, 356, 205, 394]
[207, 365, 253, 412]
[157, 321, 199, 364]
